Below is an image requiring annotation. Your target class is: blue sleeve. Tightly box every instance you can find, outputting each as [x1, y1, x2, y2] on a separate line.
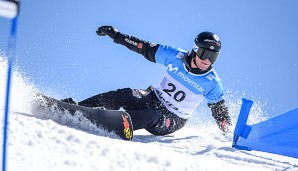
[155, 44, 187, 66]
[205, 81, 224, 104]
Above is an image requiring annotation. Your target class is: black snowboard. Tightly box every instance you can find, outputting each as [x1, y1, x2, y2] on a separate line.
[37, 94, 133, 141]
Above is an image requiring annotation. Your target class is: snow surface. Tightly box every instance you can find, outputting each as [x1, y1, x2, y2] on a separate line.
[0, 56, 298, 171]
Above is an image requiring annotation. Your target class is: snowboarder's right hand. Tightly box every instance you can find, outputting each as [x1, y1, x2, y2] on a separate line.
[96, 26, 119, 39]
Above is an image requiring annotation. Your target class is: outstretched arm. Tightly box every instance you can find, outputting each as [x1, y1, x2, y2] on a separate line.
[96, 25, 159, 63]
[208, 100, 232, 135]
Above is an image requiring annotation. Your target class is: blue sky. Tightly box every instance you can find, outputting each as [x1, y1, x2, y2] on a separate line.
[1, 0, 298, 117]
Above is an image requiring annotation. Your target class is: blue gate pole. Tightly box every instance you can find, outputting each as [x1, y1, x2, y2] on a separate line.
[2, 16, 18, 171]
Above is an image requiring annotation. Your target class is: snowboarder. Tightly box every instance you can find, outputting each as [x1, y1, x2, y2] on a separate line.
[62, 25, 232, 136]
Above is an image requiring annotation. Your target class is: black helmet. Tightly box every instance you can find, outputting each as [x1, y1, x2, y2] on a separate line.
[192, 32, 221, 63]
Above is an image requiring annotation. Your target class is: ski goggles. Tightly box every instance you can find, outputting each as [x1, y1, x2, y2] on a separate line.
[195, 48, 220, 64]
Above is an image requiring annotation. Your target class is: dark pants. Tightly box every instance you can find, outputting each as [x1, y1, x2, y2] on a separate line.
[78, 86, 187, 136]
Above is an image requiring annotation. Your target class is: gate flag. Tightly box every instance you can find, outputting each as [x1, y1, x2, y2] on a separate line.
[233, 98, 298, 158]
[0, 1, 20, 171]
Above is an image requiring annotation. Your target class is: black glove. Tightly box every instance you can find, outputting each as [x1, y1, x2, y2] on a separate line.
[208, 100, 232, 135]
[96, 26, 119, 39]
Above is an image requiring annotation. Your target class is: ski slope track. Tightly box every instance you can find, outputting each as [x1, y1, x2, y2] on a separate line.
[0, 56, 297, 171]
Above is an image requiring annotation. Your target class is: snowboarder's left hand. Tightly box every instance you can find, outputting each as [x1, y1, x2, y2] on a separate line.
[96, 26, 119, 39]
[218, 119, 232, 135]
[208, 100, 232, 135]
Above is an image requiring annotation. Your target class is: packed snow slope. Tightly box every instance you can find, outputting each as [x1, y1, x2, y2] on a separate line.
[0, 57, 298, 171]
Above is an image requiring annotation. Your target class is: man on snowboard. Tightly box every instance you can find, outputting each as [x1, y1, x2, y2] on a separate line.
[63, 25, 232, 136]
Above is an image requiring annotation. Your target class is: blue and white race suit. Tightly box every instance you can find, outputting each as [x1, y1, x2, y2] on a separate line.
[154, 45, 224, 119]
